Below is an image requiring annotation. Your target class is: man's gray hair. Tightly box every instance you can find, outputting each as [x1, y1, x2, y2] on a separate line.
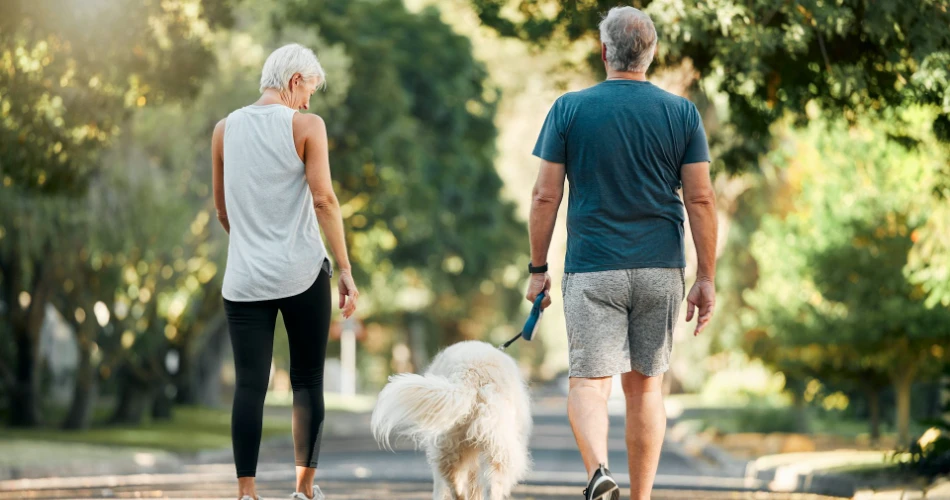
[599, 6, 657, 73]
[259, 43, 326, 93]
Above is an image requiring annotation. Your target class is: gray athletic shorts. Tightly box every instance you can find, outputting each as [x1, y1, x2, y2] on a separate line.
[562, 268, 685, 378]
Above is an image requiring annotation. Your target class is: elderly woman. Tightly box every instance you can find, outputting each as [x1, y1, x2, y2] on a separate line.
[211, 43, 358, 500]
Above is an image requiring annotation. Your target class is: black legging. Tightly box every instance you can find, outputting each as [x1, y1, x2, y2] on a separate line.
[223, 269, 331, 478]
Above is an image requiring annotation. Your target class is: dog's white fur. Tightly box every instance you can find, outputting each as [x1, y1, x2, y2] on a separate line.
[371, 340, 532, 500]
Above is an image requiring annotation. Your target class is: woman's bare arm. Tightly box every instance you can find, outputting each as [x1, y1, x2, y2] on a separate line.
[298, 113, 358, 318]
[211, 118, 229, 234]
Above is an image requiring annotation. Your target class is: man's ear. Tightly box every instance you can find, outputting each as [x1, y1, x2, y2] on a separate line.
[601, 43, 607, 62]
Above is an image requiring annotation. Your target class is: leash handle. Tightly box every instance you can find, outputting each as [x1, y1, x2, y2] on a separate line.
[521, 291, 545, 341]
[499, 291, 546, 350]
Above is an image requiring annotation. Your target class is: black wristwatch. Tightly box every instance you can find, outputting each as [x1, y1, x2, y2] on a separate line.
[528, 262, 548, 274]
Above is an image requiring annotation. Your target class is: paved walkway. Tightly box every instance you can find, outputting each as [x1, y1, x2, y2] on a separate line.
[3, 392, 945, 499]
[0, 478, 844, 499]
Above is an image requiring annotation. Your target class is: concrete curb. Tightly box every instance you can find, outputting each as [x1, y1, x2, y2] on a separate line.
[746, 462, 859, 498]
[667, 423, 904, 498]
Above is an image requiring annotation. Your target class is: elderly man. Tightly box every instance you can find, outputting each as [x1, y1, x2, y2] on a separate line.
[525, 6, 717, 500]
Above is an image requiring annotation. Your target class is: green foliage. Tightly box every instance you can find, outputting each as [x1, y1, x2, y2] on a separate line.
[0, 0, 228, 194]
[710, 407, 804, 435]
[746, 115, 950, 371]
[906, 199, 950, 308]
[742, 115, 950, 442]
[284, 0, 528, 339]
[2, 0, 529, 425]
[468, 0, 950, 172]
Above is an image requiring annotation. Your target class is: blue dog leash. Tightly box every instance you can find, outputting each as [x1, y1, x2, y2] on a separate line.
[500, 291, 545, 350]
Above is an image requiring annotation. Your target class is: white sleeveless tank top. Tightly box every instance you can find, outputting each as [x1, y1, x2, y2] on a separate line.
[221, 104, 329, 301]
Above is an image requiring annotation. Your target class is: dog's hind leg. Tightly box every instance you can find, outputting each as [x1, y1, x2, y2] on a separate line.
[433, 438, 481, 499]
[480, 452, 518, 500]
[428, 448, 455, 500]
[456, 446, 483, 500]
[470, 390, 531, 500]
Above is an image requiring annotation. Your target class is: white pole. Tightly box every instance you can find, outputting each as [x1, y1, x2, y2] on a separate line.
[340, 319, 356, 396]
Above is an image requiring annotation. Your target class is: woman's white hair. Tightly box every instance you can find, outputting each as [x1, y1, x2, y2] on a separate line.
[599, 6, 658, 73]
[259, 43, 326, 93]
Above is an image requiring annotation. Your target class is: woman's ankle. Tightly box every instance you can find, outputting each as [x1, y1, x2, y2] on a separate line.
[237, 475, 257, 498]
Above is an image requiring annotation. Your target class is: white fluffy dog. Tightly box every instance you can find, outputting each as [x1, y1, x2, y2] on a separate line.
[371, 340, 533, 500]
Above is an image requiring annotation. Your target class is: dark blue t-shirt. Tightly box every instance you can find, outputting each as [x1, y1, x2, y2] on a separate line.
[533, 80, 710, 273]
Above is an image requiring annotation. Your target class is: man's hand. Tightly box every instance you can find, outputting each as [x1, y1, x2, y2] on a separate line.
[685, 277, 715, 335]
[525, 272, 552, 309]
[338, 269, 359, 319]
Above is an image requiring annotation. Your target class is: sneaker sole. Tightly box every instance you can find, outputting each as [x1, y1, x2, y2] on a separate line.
[588, 476, 620, 500]
[592, 487, 619, 500]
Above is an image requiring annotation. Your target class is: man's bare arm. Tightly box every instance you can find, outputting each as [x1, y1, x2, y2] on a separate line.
[681, 161, 717, 335]
[526, 159, 566, 308]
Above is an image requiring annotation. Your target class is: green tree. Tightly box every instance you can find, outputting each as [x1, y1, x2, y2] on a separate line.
[746, 116, 950, 444]
[285, 0, 528, 367]
[467, 0, 950, 172]
[0, 0, 228, 426]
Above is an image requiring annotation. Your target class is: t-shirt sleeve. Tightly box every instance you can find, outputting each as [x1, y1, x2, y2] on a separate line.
[532, 99, 566, 163]
[682, 103, 710, 164]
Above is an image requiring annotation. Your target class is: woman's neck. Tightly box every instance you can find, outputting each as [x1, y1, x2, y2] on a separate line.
[254, 89, 291, 107]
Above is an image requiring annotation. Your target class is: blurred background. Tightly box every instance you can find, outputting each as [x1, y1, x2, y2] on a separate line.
[1, 0, 949, 497]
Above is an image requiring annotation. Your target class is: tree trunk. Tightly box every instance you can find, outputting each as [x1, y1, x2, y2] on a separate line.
[6, 244, 53, 428]
[10, 326, 43, 427]
[110, 367, 153, 425]
[62, 339, 98, 430]
[194, 318, 230, 407]
[175, 312, 228, 406]
[173, 348, 194, 404]
[151, 383, 174, 420]
[940, 371, 950, 425]
[867, 388, 881, 445]
[788, 377, 809, 433]
[894, 369, 915, 446]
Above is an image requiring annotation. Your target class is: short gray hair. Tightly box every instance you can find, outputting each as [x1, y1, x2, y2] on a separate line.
[599, 6, 657, 73]
[259, 43, 326, 93]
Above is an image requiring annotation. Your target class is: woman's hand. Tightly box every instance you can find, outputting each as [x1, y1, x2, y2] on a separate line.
[338, 269, 359, 319]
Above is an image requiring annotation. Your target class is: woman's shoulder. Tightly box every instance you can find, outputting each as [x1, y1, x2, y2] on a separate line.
[292, 112, 327, 144]
[292, 112, 325, 129]
[212, 116, 227, 144]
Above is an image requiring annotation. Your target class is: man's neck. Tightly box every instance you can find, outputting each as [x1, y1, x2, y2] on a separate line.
[605, 70, 648, 81]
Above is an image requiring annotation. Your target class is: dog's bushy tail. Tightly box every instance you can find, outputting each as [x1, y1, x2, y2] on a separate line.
[371, 373, 477, 450]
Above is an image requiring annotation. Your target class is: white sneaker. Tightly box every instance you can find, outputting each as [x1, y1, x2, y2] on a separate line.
[240, 496, 262, 500]
[290, 485, 324, 500]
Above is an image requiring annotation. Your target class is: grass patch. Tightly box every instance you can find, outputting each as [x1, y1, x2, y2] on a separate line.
[686, 404, 927, 439]
[691, 406, 804, 434]
[827, 460, 901, 477]
[0, 406, 291, 453]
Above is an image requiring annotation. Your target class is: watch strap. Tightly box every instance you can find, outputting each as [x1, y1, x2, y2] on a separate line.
[528, 262, 548, 274]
